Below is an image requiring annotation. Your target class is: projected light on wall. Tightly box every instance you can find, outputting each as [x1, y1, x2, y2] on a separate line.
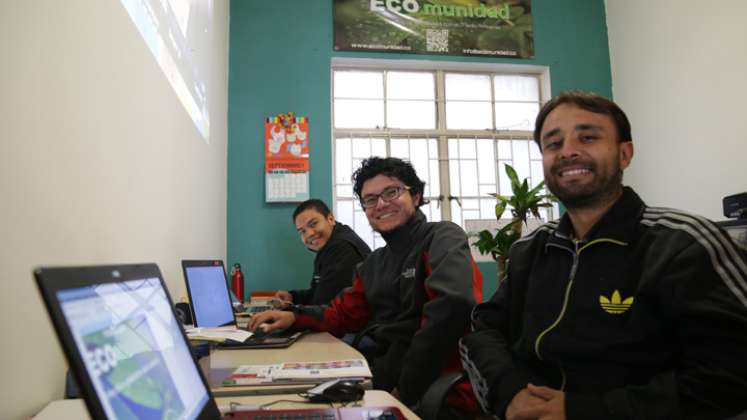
[120, 0, 211, 142]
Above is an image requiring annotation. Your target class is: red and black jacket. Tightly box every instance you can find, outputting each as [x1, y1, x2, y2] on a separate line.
[293, 210, 483, 409]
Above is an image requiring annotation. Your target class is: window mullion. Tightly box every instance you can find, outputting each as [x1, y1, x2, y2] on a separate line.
[435, 70, 451, 221]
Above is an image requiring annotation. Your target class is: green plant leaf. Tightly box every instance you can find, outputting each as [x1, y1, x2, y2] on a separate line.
[504, 164, 521, 192]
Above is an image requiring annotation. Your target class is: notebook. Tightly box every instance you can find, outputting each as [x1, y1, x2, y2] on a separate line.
[34, 263, 404, 420]
[181, 259, 302, 349]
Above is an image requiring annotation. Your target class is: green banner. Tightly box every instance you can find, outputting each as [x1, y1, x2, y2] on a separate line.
[333, 0, 533, 58]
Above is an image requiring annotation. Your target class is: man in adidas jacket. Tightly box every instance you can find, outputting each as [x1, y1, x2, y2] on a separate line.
[460, 91, 747, 420]
[251, 157, 483, 415]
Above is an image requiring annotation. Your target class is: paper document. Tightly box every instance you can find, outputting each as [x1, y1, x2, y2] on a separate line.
[222, 358, 372, 386]
[185, 327, 252, 343]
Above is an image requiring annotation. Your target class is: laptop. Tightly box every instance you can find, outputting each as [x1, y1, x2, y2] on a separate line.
[34, 263, 404, 420]
[181, 259, 301, 349]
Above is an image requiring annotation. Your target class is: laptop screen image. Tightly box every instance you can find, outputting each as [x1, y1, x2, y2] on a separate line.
[35, 264, 220, 420]
[182, 261, 235, 328]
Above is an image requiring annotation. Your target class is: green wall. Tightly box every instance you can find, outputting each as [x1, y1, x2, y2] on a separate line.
[228, 0, 611, 300]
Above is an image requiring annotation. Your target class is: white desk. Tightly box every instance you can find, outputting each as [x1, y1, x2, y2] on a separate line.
[33, 390, 421, 419]
[204, 331, 371, 397]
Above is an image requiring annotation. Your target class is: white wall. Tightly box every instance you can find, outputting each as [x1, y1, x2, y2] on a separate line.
[0, 1, 229, 418]
[606, 0, 747, 220]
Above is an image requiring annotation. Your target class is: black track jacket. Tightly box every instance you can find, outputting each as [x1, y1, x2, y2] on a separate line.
[460, 187, 747, 419]
[290, 222, 371, 305]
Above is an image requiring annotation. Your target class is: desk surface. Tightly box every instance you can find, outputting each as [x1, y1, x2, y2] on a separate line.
[204, 331, 371, 396]
[33, 390, 421, 419]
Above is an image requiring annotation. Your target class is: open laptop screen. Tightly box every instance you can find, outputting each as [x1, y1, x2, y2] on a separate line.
[183, 262, 235, 328]
[57, 276, 210, 419]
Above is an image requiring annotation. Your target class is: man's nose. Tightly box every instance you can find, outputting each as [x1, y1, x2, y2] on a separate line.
[559, 137, 580, 160]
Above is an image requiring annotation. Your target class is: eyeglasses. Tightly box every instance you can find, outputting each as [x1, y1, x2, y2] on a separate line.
[360, 185, 411, 209]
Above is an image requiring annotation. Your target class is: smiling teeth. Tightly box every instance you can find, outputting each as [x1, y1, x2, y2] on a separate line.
[561, 168, 589, 176]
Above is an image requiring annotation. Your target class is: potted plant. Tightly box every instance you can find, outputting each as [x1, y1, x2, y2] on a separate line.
[473, 164, 556, 281]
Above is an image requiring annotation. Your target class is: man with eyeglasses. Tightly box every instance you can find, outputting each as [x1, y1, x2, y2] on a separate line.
[250, 157, 483, 417]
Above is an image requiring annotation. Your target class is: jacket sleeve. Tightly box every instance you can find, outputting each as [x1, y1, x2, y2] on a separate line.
[566, 238, 747, 420]
[292, 273, 372, 337]
[460, 274, 546, 417]
[397, 222, 481, 405]
[289, 284, 313, 305]
[308, 241, 362, 305]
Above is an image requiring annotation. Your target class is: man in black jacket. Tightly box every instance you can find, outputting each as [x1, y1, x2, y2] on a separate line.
[251, 158, 483, 414]
[460, 91, 747, 420]
[274, 199, 371, 306]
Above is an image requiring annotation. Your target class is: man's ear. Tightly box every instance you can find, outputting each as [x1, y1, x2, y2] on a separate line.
[327, 213, 336, 225]
[619, 141, 634, 170]
[413, 192, 422, 207]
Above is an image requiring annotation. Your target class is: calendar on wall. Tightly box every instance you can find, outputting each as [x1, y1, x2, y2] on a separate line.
[264, 113, 310, 202]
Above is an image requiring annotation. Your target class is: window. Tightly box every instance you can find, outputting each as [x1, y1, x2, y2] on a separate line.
[333, 61, 556, 249]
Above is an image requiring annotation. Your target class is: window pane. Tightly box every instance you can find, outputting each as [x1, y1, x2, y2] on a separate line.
[387, 100, 436, 129]
[446, 102, 492, 129]
[448, 138, 459, 158]
[336, 185, 353, 197]
[460, 160, 478, 196]
[512, 140, 531, 180]
[335, 138, 352, 184]
[451, 200, 462, 227]
[391, 138, 409, 159]
[387, 71, 435, 100]
[458, 138, 476, 159]
[372, 138, 387, 157]
[530, 160, 544, 188]
[480, 199, 495, 219]
[334, 71, 383, 99]
[479, 185, 497, 196]
[476, 140, 495, 184]
[352, 137, 372, 158]
[336, 200, 354, 227]
[497, 140, 512, 159]
[445, 73, 491, 100]
[498, 161, 512, 194]
[493, 75, 539, 101]
[494, 102, 539, 131]
[334, 99, 384, 128]
[429, 158, 440, 195]
[530, 140, 542, 159]
[410, 140, 431, 195]
[449, 159, 461, 195]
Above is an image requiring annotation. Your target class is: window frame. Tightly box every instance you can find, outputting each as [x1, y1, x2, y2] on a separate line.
[331, 58, 552, 247]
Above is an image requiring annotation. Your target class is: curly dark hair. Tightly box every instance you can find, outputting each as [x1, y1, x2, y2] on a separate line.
[534, 91, 632, 150]
[292, 199, 332, 223]
[351, 157, 427, 208]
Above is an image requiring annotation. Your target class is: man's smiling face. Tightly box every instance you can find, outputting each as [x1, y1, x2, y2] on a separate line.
[540, 103, 633, 210]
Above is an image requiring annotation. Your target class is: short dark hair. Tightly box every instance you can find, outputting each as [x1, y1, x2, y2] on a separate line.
[351, 157, 427, 208]
[292, 199, 331, 223]
[534, 91, 632, 150]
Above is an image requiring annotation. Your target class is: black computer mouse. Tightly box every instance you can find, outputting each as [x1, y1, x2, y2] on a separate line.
[320, 380, 364, 403]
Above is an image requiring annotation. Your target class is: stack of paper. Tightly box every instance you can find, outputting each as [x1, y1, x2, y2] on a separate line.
[185, 327, 252, 343]
[222, 358, 372, 386]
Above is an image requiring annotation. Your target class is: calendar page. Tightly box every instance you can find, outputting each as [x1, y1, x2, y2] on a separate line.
[264, 113, 310, 202]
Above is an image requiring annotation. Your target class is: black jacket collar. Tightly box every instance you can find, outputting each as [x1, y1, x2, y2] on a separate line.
[552, 186, 646, 245]
[381, 209, 427, 253]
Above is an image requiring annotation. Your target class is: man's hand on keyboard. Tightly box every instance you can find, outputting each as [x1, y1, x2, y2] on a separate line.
[247, 310, 295, 332]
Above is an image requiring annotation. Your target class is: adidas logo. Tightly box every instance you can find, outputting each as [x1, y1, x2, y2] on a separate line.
[599, 290, 634, 314]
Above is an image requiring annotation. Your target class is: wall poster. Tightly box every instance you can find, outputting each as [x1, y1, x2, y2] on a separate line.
[333, 0, 533, 58]
[265, 113, 310, 203]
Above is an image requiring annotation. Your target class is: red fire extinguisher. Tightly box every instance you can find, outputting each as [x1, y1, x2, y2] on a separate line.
[230, 263, 244, 303]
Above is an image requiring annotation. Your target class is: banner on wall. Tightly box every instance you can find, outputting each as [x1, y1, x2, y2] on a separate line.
[265, 113, 310, 203]
[333, 0, 533, 58]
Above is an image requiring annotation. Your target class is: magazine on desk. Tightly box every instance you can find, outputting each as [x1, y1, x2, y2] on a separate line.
[222, 358, 372, 386]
